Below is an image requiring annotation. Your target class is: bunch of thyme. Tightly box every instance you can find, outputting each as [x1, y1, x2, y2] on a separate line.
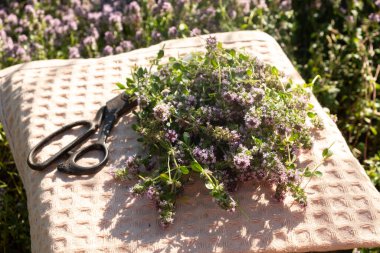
[113, 37, 331, 227]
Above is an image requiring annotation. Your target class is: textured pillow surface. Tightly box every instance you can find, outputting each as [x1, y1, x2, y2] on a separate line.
[0, 31, 380, 253]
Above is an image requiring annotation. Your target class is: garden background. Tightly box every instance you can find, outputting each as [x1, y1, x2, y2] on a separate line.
[0, 0, 379, 252]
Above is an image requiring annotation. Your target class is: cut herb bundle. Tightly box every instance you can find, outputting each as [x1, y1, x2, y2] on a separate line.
[113, 37, 330, 227]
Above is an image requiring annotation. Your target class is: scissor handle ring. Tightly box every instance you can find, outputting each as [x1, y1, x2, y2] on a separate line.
[27, 120, 96, 171]
[57, 142, 108, 175]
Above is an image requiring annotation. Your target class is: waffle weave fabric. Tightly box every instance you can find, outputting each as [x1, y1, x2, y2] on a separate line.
[0, 31, 379, 253]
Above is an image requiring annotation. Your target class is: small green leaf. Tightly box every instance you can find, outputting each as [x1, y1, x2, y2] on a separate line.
[183, 132, 190, 145]
[211, 58, 218, 68]
[126, 78, 134, 84]
[173, 62, 182, 70]
[313, 171, 323, 177]
[307, 103, 314, 110]
[322, 148, 333, 159]
[307, 112, 317, 118]
[160, 173, 169, 181]
[303, 170, 312, 177]
[271, 66, 279, 76]
[115, 82, 126, 89]
[239, 53, 249, 61]
[229, 49, 236, 57]
[370, 126, 377, 136]
[190, 161, 203, 172]
[157, 49, 164, 59]
[137, 67, 145, 78]
[179, 166, 189, 174]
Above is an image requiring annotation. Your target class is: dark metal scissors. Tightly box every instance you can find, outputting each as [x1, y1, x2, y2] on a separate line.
[27, 92, 137, 175]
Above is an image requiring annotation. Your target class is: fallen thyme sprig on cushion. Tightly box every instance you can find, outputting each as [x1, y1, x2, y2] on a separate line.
[113, 37, 330, 227]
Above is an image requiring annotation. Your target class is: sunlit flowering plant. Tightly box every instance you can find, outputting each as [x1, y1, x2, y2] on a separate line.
[113, 37, 332, 227]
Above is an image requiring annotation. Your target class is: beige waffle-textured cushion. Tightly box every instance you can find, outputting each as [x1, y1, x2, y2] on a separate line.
[1, 31, 380, 253]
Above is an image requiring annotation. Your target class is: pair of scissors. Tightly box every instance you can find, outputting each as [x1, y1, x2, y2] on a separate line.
[27, 92, 137, 175]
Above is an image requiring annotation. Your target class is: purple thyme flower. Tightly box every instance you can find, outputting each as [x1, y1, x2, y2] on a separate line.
[18, 34, 28, 43]
[129, 1, 141, 12]
[83, 36, 96, 47]
[244, 114, 261, 129]
[153, 103, 171, 121]
[190, 28, 201, 37]
[103, 4, 113, 14]
[165, 129, 178, 143]
[168, 26, 177, 38]
[115, 46, 123, 54]
[90, 26, 100, 39]
[7, 14, 18, 26]
[105, 31, 115, 44]
[222, 91, 238, 103]
[68, 20, 78, 31]
[254, 169, 266, 180]
[88, 12, 102, 24]
[161, 1, 173, 13]
[146, 186, 158, 200]
[24, 4, 36, 17]
[369, 13, 380, 23]
[206, 36, 217, 51]
[69, 46, 80, 59]
[151, 30, 162, 42]
[109, 12, 122, 30]
[346, 15, 354, 24]
[192, 146, 216, 165]
[233, 152, 251, 171]
[103, 45, 113, 56]
[120, 40, 134, 51]
[126, 155, 139, 174]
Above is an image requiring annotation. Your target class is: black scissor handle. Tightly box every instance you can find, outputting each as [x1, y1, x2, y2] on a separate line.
[57, 141, 108, 175]
[27, 120, 96, 171]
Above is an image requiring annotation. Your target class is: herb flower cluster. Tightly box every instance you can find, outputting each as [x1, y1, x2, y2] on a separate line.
[113, 37, 325, 227]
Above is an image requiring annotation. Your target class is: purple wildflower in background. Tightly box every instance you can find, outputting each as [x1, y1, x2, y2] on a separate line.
[346, 15, 354, 23]
[135, 29, 143, 41]
[105, 31, 115, 44]
[88, 12, 102, 24]
[18, 34, 27, 43]
[190, 28, 201, 37]
[7, 13, 18, 26]
[115, 46, 123, 54]
[102, 4, 113, 14]
[165, 129, 178, 143]
[369, 13, 380, 23]
[120, 40, 134, 51]
[103, 45, 113, 56]
[68, 20, 78, 31]
[151, 30, 162, 42]
[24, 5, 36, 17]
[0, 9, 6, 20]
[168, 26, 177, 38]
[69, 46, 80, 58]
[109, 12, 123, 31]
[153, 103, 171, 121]
[90, 26, 100, 39]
